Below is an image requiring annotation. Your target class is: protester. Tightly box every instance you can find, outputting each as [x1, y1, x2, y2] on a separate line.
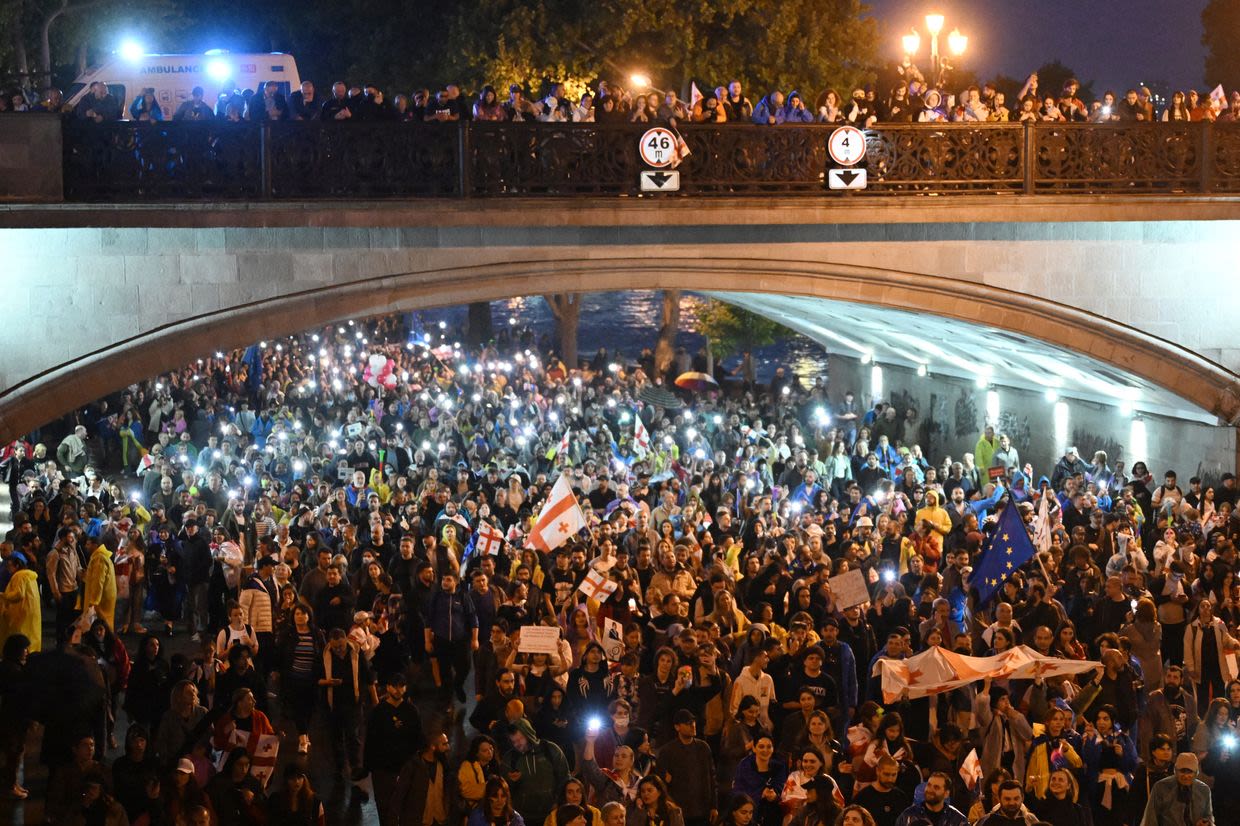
[0, 305, 1236, 826]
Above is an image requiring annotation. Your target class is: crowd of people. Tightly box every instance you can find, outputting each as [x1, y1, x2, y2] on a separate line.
[0, 311, 1236, 826]
[5, 64, 1240, 127]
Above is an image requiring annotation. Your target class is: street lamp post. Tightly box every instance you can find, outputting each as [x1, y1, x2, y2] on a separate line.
[924, 13, 944, 80]
[900, 11, 966, 89]
[630, 73, 668, 98]
[901, 30, 921, 62]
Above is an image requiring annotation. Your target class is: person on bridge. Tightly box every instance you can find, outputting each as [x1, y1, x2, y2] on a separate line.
[779, 92, 815, 124]
[73, 82, 120, 122]
[173, 87, 216, 122]
[752, 91, 785, 125]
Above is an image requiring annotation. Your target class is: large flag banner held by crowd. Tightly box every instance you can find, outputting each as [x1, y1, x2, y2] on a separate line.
[876, 644, 1101, 703]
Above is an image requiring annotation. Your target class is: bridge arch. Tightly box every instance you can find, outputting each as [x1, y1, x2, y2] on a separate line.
[1, 256, 1237, 440]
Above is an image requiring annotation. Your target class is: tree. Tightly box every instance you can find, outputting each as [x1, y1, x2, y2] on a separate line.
[195, 0, 455, 94]
[1203, 0, 1240, 90]
[544, 293, 581, 370]
[0, 0, 112, 86]
[937, 66, 980, 99]
[696, 299, 788, 360]
[0, 0, 191, 93]
[989, 73, 1026, 104]
[1033, 59, 1096, 104]
[466, 302, 494, 348]
[442, 0, 877, 99]
[653, 290, 680, 379]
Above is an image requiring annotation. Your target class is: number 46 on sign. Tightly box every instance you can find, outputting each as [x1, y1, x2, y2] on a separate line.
[639, 127, 690, 168]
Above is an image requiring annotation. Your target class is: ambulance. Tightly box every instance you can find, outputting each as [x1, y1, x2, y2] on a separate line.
[65, 50, 302, 118]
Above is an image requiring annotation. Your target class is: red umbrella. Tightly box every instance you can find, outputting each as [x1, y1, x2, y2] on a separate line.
[674, 371, 719, 393]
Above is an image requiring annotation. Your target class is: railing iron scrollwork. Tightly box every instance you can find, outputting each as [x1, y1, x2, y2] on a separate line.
[59, 119, 1240, 201]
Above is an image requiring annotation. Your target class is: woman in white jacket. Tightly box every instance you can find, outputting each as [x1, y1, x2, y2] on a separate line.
[1183, 598, 1240, 709]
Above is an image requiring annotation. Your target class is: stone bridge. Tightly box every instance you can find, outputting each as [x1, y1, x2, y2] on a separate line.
[0, 196, 1238, 439]
[1, 115, 1239, 471]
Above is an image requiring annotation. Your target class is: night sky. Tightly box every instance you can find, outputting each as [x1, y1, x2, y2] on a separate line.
[866, 0, 1210, 94]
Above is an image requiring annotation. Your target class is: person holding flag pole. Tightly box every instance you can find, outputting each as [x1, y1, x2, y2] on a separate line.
[1031, 484, 1058, 585]
[632, 409, 651, 458]
[527, 473, 589, 553]
[459, 518, 505, 577]
[549, 426, 572, 465]
[971, 494, 1039, 609]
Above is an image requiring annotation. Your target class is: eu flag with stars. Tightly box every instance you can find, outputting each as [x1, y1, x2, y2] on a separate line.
[973, 501, 1036, 606]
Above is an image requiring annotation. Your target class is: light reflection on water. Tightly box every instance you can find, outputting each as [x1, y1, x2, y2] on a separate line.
[420, 291, 828, 383]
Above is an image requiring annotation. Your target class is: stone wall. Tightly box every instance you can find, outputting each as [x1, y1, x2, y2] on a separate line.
[824, 356, 1237, 482]
[0, 114, 62, 202]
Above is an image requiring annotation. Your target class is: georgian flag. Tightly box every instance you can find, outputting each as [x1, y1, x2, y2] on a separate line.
[578, 568, 619, 601]
[251, 734, 280, 785]
[475, 521, 504, 556]
[670, 129, 692, 169]
[959, 748, 982, 790]
[1033, 491, 1052, 554]
[633, 412, 651, 456]
[527, 473, 588, 552]
[546, 429, 571, 462]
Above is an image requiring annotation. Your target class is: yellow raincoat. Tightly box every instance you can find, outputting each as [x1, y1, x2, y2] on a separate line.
[2, 568, 42, 652]
[914, 490, 952, 538]
[83, 546, 118, 630]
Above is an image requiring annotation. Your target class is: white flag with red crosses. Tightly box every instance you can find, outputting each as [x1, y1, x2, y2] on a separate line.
[578, 568, 619, 601]
[633, 412, 651, 456]
[475, 521, 504, 556]
[528, 473, 587, 552]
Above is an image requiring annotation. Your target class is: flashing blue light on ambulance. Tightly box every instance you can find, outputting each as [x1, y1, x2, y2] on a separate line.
[119, 40, 145, 62]
[206, 58, 231, 82]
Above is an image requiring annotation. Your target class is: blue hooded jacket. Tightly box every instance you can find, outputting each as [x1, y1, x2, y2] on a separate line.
[778, 91, 815, 123]
[752, 92, 783, 124]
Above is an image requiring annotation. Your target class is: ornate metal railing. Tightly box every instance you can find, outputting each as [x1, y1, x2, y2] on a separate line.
[59, 120, 1240, 200]
[266, 122, 460, 198]
[63, 119, 264, 200]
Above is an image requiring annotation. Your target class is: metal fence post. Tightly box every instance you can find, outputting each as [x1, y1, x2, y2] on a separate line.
[1200, 122, 1215, 193]
[260, 123, 273, 199]
[458, 123, 473, 197]
[1023, 121, 1036, 195]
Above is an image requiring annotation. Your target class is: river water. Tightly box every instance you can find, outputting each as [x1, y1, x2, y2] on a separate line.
[417, 291, 830, 383]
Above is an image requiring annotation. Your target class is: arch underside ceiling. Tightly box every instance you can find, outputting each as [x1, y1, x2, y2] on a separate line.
[0, 258, 1235, 441]
[708, 292, 1210, 423]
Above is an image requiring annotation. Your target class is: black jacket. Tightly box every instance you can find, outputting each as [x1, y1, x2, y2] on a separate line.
[289, 91, 322, 120]
[180, 531, 214, 586]
[392, 752, 456, 826]
[365, 699, 424, 773]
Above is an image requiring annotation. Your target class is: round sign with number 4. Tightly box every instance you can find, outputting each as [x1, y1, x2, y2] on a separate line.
[639, 127, 678, 168]
[828, 125, 866, 166]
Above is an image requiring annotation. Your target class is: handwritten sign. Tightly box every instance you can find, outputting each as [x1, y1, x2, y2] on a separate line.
[518, 625, 562, 655]
[829, 568, 872, 610]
